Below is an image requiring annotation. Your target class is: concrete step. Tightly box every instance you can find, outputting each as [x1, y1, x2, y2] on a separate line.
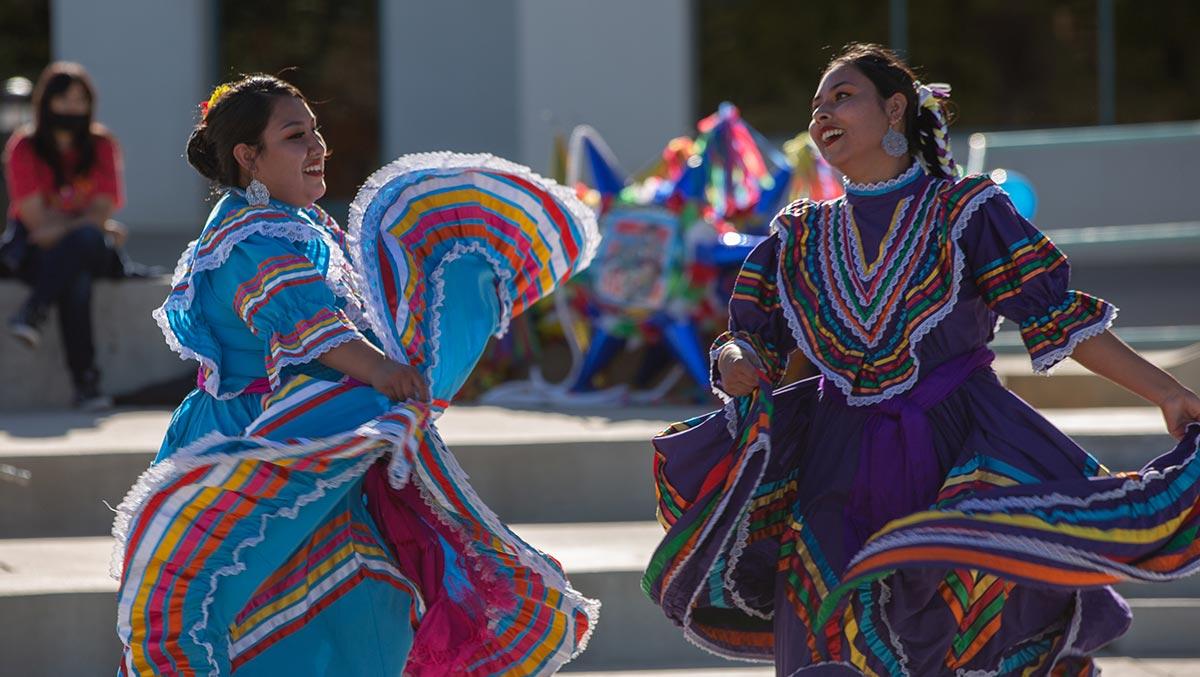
[0, 406, 692, 537]
[4, 527, 1200, 676]
[0, 406, 1184, 538]
[1001, 353, 1200, 411]
[0, 277, 190, 410]
[0, 526, 727, 675]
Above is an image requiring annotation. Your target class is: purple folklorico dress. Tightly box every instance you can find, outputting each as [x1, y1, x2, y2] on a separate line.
[643, 163, 1200, 676]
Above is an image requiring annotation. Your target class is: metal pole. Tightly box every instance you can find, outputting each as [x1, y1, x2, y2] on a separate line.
[890, 0, 908, 57]
[1098, 0, 1116, 124]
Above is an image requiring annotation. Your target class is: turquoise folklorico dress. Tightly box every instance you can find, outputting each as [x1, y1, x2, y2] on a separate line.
[112, 153, 602, 676]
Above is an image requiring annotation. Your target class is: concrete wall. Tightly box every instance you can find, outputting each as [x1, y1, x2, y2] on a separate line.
[52, 0, 212, 234]
[379, 1, 521, 161]
[50, 0, 694, 231]
[380, 0, 694, 175]
[516, 0, 694, 174]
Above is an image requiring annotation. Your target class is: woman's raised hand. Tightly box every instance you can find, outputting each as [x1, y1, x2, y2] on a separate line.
[371, 359, 431, 403]
[717, 343, 764, 397]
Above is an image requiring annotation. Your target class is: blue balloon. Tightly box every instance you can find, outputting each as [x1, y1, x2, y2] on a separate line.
[991, 169, 1038, 220]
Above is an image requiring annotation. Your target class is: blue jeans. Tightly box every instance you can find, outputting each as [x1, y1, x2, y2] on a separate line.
[16, 224, 112, 386]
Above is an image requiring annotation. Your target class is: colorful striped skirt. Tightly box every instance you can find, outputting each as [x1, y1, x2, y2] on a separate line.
[113, 154, 602, 675]
[645, 366, 1200, 675]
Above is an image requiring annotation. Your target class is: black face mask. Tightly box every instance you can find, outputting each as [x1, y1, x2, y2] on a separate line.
[43, 112, 90, 134]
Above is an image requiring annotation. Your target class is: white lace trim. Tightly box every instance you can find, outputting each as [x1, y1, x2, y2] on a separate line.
[424, 242, 516, 397]
[878, 579, 912, 676]
[1050, 591, 1086, 670]
[823, 193, 925, 348]
[113, 405, 599, 672]
[843, 162, 922, 195]
[189, 452, 379, 672]
[780, 183, 1005, 407]
[345, 151, 601, 364]
[708, 338, 758, 439]
[267, 327, 364, 392]
[413, 426, 600, 665]
[668, 421, 773, 659]
[109, 418, 412, 581]
[844, 195, 912, 283]
[111, 435, 399, 664]
[956, 622, 1063, 677]
[723, 452, 775, 622]
[853, 476, 1200, 582]
[1029, 302, 1117, 375]
[153, 206, 366, 400]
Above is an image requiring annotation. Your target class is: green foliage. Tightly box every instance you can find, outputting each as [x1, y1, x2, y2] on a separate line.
[0, 0, 49, 83]
[219, 0, 380, 203]
[699, 0, 1200, 133]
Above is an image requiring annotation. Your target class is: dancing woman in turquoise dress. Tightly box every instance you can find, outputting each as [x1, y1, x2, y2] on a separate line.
[112, 75, 600, 676]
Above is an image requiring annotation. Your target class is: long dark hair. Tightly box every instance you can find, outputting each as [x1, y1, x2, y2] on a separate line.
[825, 43, 957, 179]
[30, 61, 99, 187]
[186, 74, 307, 188]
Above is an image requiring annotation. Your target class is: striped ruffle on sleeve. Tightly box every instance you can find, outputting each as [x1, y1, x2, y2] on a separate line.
[964, 192, 1116, 373]
[1019, 290, 1116, 374]
[234, 252, 364, 386]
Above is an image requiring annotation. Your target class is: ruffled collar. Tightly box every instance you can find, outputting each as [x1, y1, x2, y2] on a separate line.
[842, 162, 924, 198]
[226, 188, 313, 217]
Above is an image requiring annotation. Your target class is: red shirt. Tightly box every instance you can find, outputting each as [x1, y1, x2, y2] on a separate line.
[3, 128, 124, 221]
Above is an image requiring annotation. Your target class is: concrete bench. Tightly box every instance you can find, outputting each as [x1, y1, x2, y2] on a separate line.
[0, 277, 190, 410]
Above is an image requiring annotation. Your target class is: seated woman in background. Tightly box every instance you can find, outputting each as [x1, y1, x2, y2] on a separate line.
[1, 61, 145, 409]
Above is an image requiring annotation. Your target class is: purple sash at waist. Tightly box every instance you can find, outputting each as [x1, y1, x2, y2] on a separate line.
[820, 347, 995, 551]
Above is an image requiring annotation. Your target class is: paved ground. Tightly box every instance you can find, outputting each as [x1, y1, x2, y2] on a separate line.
[564, 662, 1200, 676]
[0, 404, 1172, 456]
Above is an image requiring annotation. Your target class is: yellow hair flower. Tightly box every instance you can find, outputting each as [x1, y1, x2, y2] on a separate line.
[199, 83, 233, 119]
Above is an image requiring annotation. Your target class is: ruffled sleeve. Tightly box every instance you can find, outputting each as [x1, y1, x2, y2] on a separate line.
[961, 190, 1116, 373]
[711, 231, 797, 399]
[210, 233, 365, 387]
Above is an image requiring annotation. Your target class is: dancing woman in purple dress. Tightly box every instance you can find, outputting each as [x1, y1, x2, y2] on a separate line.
[644, 43, 1200, 676]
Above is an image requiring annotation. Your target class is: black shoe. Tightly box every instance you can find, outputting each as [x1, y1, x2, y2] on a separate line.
[73, 369, 114, 411]
[8, 302, 44, 349]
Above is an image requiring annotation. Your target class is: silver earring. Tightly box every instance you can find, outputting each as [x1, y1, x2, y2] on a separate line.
[882, 127, 909, 157]
[246, 178, 270, 206]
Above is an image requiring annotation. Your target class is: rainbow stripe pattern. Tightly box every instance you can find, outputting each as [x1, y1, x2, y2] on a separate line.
[119, 154, 601, 675]
[1020, 291, 1115, 373]
[645, 366, 1200, 671]
[348, 152, 600, 376]
[971, 230, 1066, 307]
[644, 378, 817, 660]
[776, 176, 999, 405]
[114, 394, 418, 675]
[156, 195, 364, 399]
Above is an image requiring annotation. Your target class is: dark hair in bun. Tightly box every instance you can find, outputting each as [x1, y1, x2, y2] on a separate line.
[185, 74, 306, 188]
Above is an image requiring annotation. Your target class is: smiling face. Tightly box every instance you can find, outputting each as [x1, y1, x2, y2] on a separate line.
[234, 96, 327, 208]
[809, 63, 909, 183]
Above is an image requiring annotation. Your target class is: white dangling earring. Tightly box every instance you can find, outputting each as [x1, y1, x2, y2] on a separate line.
[882, 127, 909, 157]
[245, 177, 270, 206]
